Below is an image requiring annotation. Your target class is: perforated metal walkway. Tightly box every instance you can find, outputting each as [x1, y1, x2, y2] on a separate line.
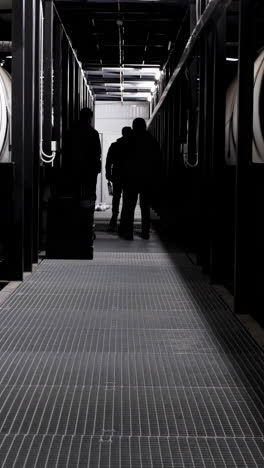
[0, 228, 264, 466]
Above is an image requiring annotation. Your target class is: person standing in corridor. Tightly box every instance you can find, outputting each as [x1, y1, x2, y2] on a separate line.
[119, 117, 160, 240]
[71, 107, 101, 258]
[105, 126, 132, 231]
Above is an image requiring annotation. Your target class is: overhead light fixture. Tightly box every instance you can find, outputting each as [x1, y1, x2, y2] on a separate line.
[105, 81, 155, 89]
[106, 91, 151, 97]
[102, 67, 134, 72]
[101, 67, 161, 76]
[226, 57, 238, 62]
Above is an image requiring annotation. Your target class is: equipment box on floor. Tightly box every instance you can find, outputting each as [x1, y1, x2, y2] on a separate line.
[46, 197, 94, 259]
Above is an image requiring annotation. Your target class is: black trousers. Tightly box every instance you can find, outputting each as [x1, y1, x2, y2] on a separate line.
[120, 183, 150, 236]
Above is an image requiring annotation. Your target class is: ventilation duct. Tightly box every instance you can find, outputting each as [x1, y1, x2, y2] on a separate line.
[0, 67, 11, 162]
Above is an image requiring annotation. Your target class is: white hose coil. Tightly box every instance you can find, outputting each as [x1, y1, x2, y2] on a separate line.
[225, 48, 264, 164]
[39, 2, 56, 165]
[252, 49, 264, 162]
[0, 67, 11, 162]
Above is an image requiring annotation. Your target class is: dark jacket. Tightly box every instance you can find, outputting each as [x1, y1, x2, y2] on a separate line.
[122, 130, 160, 188]
[71, 121, 101, 182]
[105, 136, 127, 182]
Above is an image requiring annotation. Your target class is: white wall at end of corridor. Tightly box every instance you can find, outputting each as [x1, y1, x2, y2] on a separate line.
[94, 101, 149, 204]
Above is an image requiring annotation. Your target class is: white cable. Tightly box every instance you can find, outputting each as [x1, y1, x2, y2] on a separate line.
[182, 117, 199, 168]
[39, 3, 56, 166]
[183, 152, 199, 168]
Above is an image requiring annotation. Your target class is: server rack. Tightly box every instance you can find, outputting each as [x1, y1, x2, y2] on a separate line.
[148, 0, 264, 322]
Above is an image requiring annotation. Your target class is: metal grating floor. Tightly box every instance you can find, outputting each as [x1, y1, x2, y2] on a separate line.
[0, 231, 264, 466]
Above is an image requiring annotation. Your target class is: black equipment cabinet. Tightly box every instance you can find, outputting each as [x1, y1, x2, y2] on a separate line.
[0, 163, 15, 279]
[46, 196, 95, 259]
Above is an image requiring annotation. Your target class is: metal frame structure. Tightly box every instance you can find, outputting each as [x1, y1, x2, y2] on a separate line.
[1, 0, 264, 324]
[10, 0, 25, 280]
[0, 0, 93, 280]
[148, 0, 262, 321]
[233, 0, 255, 315]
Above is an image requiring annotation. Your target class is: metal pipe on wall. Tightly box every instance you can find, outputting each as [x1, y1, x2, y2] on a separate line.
[53, 20, 63, 160]
[43, 0, 53, 158]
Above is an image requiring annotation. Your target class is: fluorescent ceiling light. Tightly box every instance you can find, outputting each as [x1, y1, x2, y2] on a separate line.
[101, 66, 160, 74]
[137, 81, 155, 86]
[106, 91, 151, 97]
[105, 81, 155, 88]
[226, 57, 238, 61]
[102, 67, 134, 71]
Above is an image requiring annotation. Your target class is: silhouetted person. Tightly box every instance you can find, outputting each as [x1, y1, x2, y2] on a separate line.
[70, 107, 101, 257]
[71, 107, 101, 199]
[105, 126, 132, 231]
[119, 117, 160, 240]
